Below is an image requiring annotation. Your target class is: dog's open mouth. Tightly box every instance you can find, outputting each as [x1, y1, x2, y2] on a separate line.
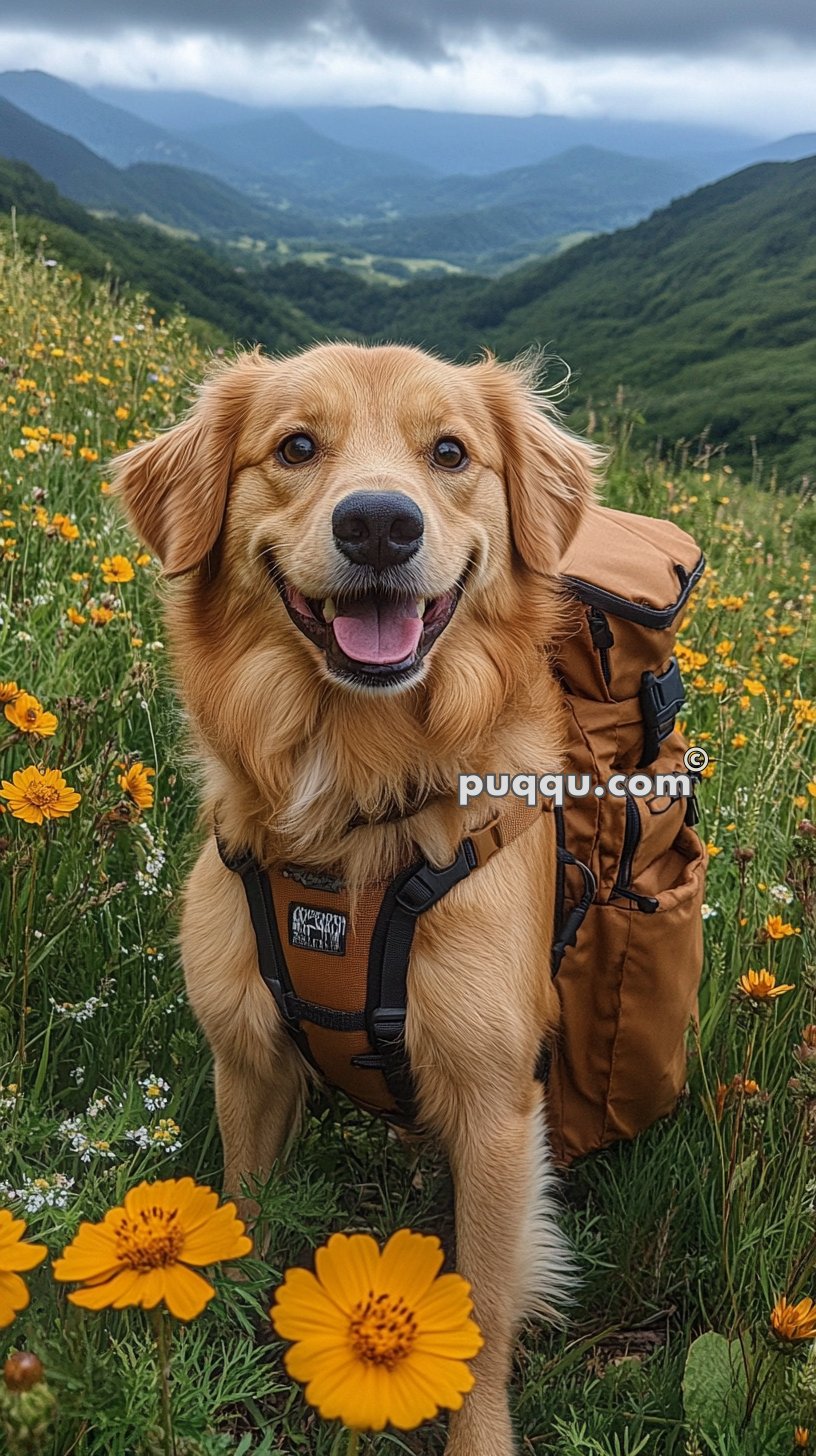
[268, 561, 468, 686]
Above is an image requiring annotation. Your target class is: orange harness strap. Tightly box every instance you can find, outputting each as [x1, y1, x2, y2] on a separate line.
[217, 797, 552, 1123]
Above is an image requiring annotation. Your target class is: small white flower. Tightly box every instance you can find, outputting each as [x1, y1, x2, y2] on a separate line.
[140, 1074, 170, 1112]
[0, 1173, 75, 1212]
[701, 903, 718, 920]
[770, 883, 794, 905]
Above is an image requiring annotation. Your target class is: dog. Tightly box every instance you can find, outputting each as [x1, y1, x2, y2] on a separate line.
[113, 340, 603, 1456]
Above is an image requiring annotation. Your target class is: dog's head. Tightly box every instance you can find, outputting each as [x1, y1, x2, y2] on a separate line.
[112, 341, 602, 695]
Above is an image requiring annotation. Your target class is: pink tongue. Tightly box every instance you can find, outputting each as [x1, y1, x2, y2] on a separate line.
[332, 599, 423, 665]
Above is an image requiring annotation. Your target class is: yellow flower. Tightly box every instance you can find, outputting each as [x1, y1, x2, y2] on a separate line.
[115, 406, 129, 420]
[738, 968, 795, 1001]
[0, 766, 81, 825]
[136, 552, 151, 567]
[807, 783, 816, 799]
[78, 446, 99, 462]
[796, 1426, 810, 1446]
[101, 554, 135, 584]
[117, 762, 155, 809]
[51, 513, 79, 541]
[771, 1295, 816, 1342]
[0, 1210, 47, 1328]
[90, 605, 114, 625]
[743, 677, 766, 696]
[271, 1229, 483, 1432]
[764, 914, 798, 940]
[52, 1177, 250, 1321]
[731, 733, 747, 748]
[0, 681, 20, 703]
[4, 693, 57, 737]
[66, 607, 86, 626]
[706, 843, 722, 857]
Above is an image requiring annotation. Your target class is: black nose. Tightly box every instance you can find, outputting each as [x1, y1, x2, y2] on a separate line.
[332, 491, 424, 569]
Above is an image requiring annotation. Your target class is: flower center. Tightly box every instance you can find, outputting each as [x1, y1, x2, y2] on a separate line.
[115, 1207, 185, 1271]
[349, 1291, 418, 1369]
[27, 782, 59, 808]
[24, 707, 38, 724]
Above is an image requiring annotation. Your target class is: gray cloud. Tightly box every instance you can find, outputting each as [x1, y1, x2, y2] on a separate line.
[0, 0, 813, 57]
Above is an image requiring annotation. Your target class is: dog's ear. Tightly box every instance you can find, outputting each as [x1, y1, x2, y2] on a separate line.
[474, 349, 604, 573]
[110, 350, 265, 577]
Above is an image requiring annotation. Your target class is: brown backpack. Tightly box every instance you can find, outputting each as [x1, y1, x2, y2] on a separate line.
[219, 504, 707, 1164]
[546, 504, 707, 1163]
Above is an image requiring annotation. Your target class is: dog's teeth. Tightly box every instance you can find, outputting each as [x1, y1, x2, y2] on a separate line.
[416, 597, 427, 617]
[323, 598, 337, 622]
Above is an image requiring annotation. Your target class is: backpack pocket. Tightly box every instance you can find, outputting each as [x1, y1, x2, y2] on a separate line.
[548, 823, 705, 1164]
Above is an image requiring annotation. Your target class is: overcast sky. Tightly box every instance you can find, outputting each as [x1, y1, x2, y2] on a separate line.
[0, 0, 814, 136]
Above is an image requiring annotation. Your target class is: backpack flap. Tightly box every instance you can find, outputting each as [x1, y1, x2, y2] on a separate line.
[554, 504, 705, 769]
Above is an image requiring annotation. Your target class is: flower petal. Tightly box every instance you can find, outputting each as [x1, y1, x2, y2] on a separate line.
[376, 1229, 444, 1305]
[271, 1268, 349, 1340]
[314, 1233, 381, 1314]
[0, 1270, 30, 1327]
[161, 1264, 215, 1321]
[68, 1269, 144, 1311]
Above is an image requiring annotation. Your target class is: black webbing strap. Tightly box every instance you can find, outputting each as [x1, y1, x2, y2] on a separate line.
[361, 840, 480, 1118]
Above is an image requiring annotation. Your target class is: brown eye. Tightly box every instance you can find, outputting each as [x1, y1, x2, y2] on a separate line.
[277, 433, 317, 465]
[431, 437, 468, 470]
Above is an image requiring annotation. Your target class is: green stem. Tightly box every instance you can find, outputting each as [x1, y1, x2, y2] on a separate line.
[17, 834, 41, 1077]
[346, 1431, 361, 1456]
[150, 1308, 175, 1456]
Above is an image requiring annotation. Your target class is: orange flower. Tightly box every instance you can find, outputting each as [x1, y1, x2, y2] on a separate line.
[271, 1230, 483, 1432]
[764, 914, 799, 940]
[771, 1295, 816, 1342]
[117, 762, 155, 810]
[0, 766, 81, 824]
[90, 605, 114, 626]
[51, 513, 80, 541]
[0, 1210, 47, 1328]
[795, 1429, 810, 1448]
[101, 554, 135, 584]
[66, 607, 86, 626]
[53, 1177, 251, 1321]
[0, 681, 20, 703]
[738, 968, 795, 1001]
[4, 693, 57, 737]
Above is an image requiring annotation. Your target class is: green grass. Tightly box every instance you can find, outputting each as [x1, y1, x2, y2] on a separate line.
[0, 237, 815, 1455]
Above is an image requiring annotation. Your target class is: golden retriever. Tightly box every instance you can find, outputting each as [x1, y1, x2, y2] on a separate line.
[112, 340, 603, 1456]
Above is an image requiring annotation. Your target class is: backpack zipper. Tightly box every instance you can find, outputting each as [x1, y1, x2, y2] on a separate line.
[611, 795, 659, 911]
[563, 552, 705, 629]
[588, 607, 614, 686]
[617, 795, 640, 888]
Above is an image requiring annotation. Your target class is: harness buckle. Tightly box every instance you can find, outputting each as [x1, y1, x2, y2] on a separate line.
[370, 1008, 406, 1045]
[394, 844, 473, 914]
[466, 814, 504, 868]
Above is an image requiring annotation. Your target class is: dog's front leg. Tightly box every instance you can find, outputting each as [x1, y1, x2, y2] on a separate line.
[214, 1038, 305, 1225]
[437, 1089, 563, 1456]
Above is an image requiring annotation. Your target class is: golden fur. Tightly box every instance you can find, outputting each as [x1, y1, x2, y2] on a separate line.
[113, 340, 603, 1456]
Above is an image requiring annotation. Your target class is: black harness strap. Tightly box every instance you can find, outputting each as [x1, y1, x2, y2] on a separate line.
[217, 818, 594, 1123]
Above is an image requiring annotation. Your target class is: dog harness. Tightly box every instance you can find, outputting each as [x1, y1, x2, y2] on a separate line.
[216, 795, 592, 1125]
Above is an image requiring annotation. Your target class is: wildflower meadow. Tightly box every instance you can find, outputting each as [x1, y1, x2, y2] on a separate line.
[1, 234, 815, 1454]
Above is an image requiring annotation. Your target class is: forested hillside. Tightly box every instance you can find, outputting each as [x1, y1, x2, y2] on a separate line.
[0, 151, 813, 481]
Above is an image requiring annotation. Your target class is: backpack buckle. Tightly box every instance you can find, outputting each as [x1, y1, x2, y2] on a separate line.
[638, 657, 685, 767]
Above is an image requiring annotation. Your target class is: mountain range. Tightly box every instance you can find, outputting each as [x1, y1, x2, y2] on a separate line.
[2, 69, 815, 278]
[0, 145, 812, 482]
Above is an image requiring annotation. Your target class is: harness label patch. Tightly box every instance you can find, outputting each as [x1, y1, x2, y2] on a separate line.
[288, 902, 347, 957]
